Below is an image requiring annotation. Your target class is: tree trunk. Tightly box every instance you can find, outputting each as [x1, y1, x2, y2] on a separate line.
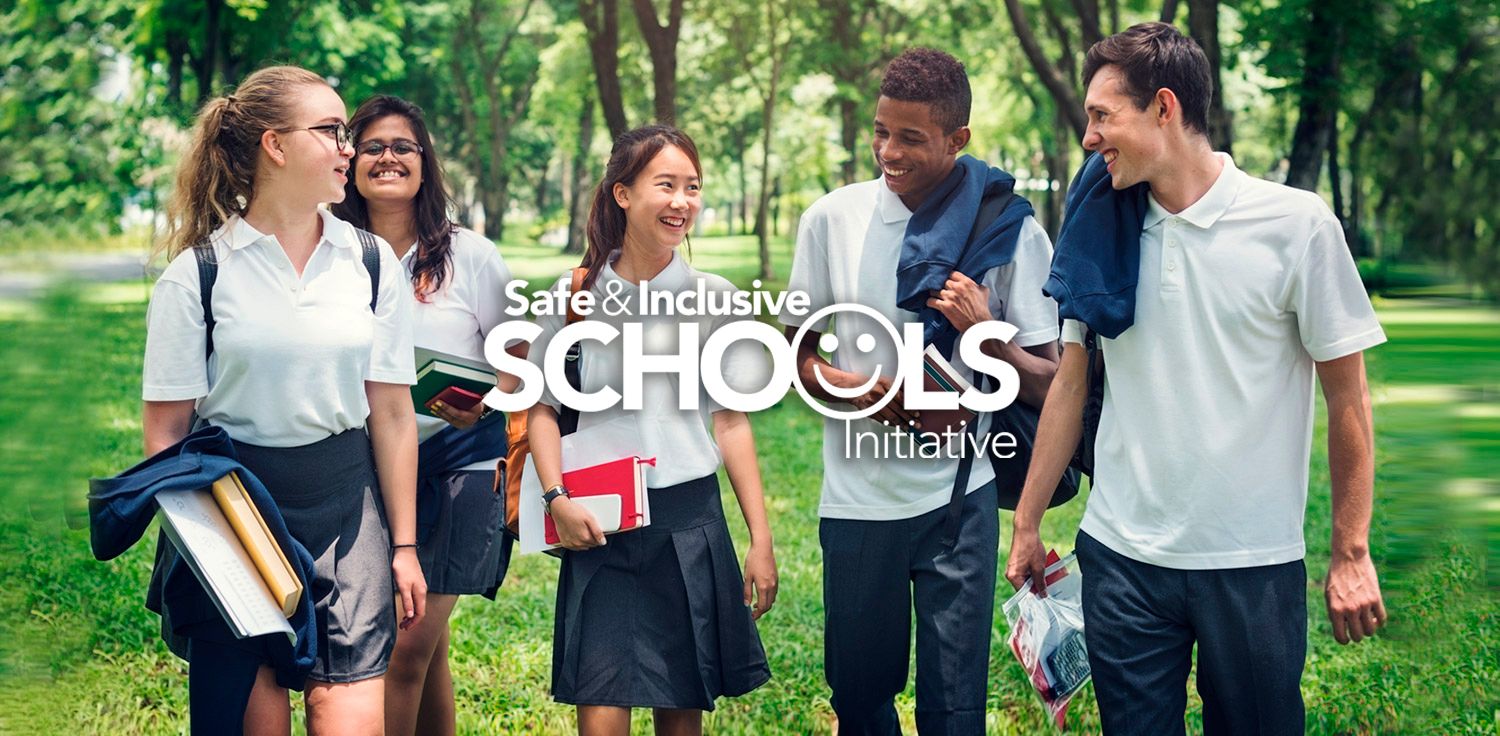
[1285, 1, 1341, 190]
[533, 157, 551, 217]
[166, 38, 185, 109]
[737, 131, 750, 235]
[1186, 0, 1232, 153]
[839, 96, 859, 185]
[755, 0, 784, 281]
[485, 170, 512, 243]
[196, 0, 223, 104]
[1327, 120, 1347, 245]
[1045, 110, 1070, 237]
[1004, 0, 1088, 140]
[1160, 0, 1179, 24]
[631, 0, 683, 126]
[565, 99, 596, 255]
[580, 0, 628, 139]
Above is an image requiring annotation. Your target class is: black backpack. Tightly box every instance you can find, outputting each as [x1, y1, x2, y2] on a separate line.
[193, 228, 382, 358]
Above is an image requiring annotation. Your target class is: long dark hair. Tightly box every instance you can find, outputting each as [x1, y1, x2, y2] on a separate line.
[580, 125, 702, 290]
[331, 95, 455, 301]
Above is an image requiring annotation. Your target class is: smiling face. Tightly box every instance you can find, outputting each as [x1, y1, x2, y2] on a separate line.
[271, 83, 352, 205]
[871, 96, 966, 211]
[613, 144, 701, 253]
[1082, 65, 1168, 190]
[353, 114, 424, 208]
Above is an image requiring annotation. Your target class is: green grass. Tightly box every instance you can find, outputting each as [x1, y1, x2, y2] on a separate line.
[0, 239, 1495, 734]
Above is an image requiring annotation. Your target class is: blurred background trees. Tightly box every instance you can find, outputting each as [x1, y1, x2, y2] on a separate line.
[1, 0, 1495, 292]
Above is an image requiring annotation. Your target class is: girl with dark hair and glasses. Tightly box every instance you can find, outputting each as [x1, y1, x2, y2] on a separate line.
[331, 94, 520, 736]
[526, 125, 777, 736]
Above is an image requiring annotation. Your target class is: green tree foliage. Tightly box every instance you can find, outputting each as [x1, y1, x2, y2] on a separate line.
[0, 0, 137, 235]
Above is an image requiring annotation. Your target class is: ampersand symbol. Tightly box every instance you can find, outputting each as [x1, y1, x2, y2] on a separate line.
[601, 278, 631, 316]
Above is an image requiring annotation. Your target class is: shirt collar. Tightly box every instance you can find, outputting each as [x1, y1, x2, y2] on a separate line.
[1144, 152, 1241, 230]
[214, 208, 357, 251]
[601, 248, 690, 291]
[877, 177, 914, 225]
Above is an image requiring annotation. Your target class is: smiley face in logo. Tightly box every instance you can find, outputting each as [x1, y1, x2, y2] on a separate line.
[790, 303, 907, 422]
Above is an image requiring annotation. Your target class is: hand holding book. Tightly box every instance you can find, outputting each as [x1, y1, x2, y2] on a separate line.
[548, 496, 608, 550]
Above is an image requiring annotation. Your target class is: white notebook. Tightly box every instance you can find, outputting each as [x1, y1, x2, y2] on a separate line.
[156, 489, 296, 642]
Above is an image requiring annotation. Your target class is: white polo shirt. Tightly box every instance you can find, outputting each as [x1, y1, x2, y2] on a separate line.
[781, 176, 1060, 521]
[143, 209, 416, 447]
[526, 251, 771, 489]
[1065, 153, 1386, 570]
[403, 227, 514, 469]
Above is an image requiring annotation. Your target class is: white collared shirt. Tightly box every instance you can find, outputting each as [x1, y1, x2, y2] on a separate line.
[526, 251, 771, 489]
[404, 227, 513, 468]
[780, 175, 1060, 521]
[143, 209, 416, 447]
[1063, 153, 1386, 569]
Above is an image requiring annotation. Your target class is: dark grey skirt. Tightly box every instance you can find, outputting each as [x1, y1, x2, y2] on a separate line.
[417, 469, 512, 597]
[551, 474, 771, 710]
[233, 429, 396, 683]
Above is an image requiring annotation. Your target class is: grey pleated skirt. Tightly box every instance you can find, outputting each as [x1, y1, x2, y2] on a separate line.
[551, 474, 771, 710]
[417, 469, 512, 597]
[233, 428, 396, 683]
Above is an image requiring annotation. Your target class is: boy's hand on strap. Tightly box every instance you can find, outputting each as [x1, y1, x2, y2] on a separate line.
[926, 270, 991, 332]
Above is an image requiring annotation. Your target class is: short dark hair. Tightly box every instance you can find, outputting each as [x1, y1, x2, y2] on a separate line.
[1083, 22, 1212, 137]
[879, 48, 971, 134]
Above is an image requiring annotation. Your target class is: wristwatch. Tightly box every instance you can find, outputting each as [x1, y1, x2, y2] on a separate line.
[541, 484, 569, 514]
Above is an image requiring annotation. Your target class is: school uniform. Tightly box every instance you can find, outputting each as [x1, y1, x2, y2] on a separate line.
[143, 209, 416, 684]
[404, 227, 515, 596]
[781, 175, 1059, 735]
[526, 251, 772, 710]
[1062, 154, 1386, 735]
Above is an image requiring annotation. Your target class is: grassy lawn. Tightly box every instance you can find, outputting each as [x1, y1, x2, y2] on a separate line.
[0, 237, 1494, 734]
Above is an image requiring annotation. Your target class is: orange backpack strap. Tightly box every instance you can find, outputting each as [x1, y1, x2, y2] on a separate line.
[566, 266, 588, 326]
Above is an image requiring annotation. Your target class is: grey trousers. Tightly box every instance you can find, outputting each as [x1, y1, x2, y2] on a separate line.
[820, 482, 998, 736]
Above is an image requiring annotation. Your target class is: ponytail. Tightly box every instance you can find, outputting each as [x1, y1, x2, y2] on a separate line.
[160, 65, 329, 260]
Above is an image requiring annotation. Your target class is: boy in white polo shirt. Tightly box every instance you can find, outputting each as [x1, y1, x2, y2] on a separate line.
[782, 49, 1060, 734]
[1005, 23, 1388, 736]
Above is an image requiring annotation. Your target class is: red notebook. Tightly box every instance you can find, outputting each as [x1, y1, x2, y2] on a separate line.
[543, 457, 655, 546]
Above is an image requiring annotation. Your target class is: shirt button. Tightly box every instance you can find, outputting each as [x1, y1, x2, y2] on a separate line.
[1167, 261, 1177, 271]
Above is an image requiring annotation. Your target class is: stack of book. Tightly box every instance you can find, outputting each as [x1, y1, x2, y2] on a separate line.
[542, 456, 655, 548]
[412, 347, 498, 417]
[911, 344, 977, 436]
[155, 472, 302, 640]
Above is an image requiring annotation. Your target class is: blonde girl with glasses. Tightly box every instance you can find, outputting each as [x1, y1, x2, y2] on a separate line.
[142, 66, 425, 735]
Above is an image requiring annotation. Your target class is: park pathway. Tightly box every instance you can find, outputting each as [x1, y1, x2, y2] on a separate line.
[0, 251, 155, 300]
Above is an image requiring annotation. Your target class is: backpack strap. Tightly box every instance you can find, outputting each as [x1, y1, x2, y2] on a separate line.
[194, 245, 218, 361]
[938, 189, 1019, 547]
[559, 267, 589, 436]
[355, 227, 381, 312]
[966, 188, 1017, 246]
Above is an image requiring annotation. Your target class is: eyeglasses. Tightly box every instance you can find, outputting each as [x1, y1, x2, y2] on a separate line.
[356, 140, 424, 159]
[278, 122, 353, 152]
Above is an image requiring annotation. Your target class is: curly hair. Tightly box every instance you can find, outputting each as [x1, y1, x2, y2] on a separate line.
[878, 48, 971, 134]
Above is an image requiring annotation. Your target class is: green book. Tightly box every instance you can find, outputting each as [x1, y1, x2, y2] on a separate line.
[411, 349, 497, 418]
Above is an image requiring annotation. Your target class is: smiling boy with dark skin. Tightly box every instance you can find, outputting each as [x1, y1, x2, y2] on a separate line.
[780, 49, 1060, 735]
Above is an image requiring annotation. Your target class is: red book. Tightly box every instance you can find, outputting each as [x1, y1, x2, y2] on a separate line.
[544, 457, 655, 546]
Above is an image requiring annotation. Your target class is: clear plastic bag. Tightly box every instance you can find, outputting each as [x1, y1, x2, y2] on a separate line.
[1002, 550, 1090, 729]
